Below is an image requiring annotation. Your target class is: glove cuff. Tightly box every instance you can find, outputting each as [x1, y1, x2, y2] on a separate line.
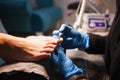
[65, 65, 84, 79]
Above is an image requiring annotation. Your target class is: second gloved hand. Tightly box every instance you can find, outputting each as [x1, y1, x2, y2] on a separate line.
[51, 46, 84, 79]
[55, 24, 90, 49]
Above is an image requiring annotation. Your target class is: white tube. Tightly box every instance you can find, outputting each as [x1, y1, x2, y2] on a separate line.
[73, 0, 87, 30]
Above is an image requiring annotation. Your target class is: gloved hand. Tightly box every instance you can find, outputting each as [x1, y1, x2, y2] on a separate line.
[51, 46, 84, 79]
[52, 31, 84, 79]
[53, 24, 90, 49]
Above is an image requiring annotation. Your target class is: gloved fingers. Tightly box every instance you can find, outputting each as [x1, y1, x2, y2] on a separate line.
[51, 46, 65, 63]
[51, 45, 64, 57]
[52, 30, 60, 38]
[51, 50, 59, 62]
[51, 53, 57, 59]
[59, 24, 73, 33]
[56, 46, 66, 58]
[59, 24, 79, 38]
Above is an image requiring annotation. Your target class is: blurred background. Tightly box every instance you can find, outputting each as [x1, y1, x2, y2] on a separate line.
[0, 0, 116, 36]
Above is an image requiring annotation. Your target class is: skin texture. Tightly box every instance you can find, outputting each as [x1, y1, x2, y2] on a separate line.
[0, 33, 62, 63]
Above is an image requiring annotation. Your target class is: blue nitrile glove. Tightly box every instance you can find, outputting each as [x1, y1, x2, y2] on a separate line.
[51, 46, 84, 79]
[52, 31, 84, 79]
[56, 24, 90, 49]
